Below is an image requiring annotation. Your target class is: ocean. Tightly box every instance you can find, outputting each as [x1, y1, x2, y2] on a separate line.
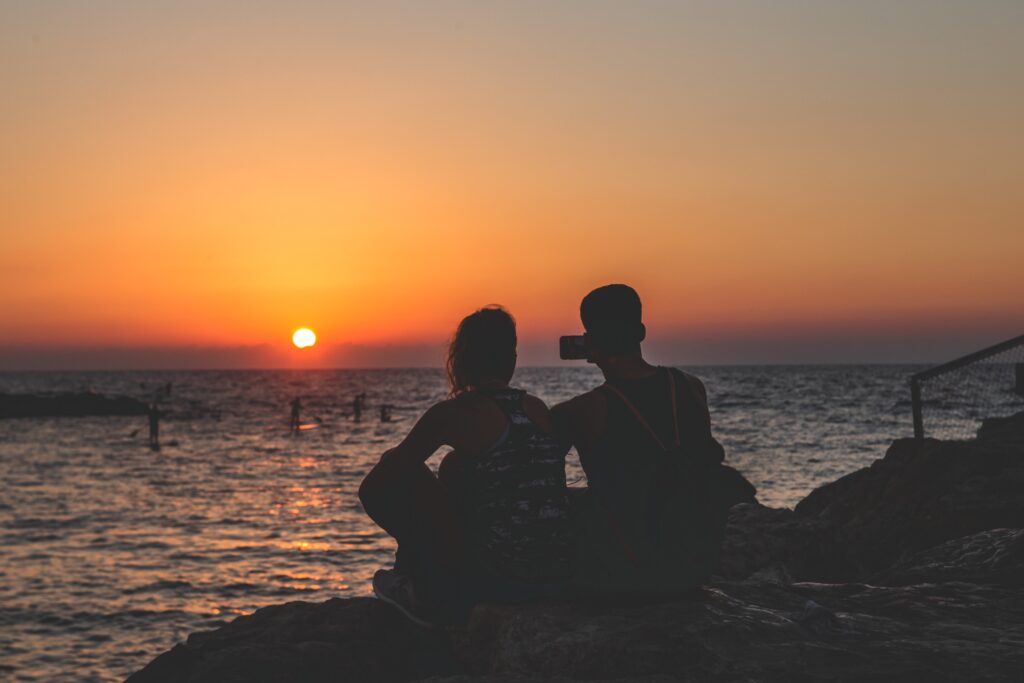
[2, 364, 1018, 681]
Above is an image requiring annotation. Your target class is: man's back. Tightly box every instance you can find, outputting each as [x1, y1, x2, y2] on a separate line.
[555, 368, 721, 475]
[554, 367, 735, 594]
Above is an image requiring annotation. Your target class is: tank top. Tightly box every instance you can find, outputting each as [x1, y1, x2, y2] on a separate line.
[463, 388, 572, 584]
[572, 368, 730, 593]
[580, 368, 723, 503]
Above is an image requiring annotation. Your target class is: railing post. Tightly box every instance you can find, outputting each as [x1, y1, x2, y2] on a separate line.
[911, 378, 924, 440]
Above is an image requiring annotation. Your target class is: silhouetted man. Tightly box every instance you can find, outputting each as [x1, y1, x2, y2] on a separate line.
[553, 284, 753, 595]
[147, 403, 160, 450]
[290, 397, 301, 431]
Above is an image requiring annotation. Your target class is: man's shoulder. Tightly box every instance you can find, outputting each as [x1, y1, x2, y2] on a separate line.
[552, 387, 607, 422]
[667, 368, 708, 403]
[551, 387, 608, 447]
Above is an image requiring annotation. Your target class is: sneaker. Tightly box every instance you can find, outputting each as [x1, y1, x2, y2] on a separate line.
[372, 569, 439, 629]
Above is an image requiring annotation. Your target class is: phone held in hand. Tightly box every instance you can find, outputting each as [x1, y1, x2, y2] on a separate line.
[559, 335, 588, 360]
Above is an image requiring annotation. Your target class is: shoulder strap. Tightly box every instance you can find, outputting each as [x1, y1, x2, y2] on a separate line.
[667, 368, 681, 448]
[478, 387, 529, 429]
[600, 367, 681, 452]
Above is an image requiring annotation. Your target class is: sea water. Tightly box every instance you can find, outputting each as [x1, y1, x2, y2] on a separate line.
[0, 365, 988, 681]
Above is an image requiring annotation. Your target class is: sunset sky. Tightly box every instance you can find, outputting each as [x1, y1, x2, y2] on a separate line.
[2, 1, 1021, 369]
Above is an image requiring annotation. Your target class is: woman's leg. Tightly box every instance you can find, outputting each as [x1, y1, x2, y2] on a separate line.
[361, 463, 465, 611]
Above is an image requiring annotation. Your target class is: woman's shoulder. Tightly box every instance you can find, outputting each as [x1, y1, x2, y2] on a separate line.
[417, 393, 500, 448]
[515, 391, 559, 434]
[443, 390, 507, 419]
[418, 393, 481, 423]
[444, 388, 551, 421]
[434, 392, 481, 415]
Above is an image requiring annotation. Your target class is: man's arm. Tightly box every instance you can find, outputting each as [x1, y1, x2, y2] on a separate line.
[676, 370, 724, 465]
[682, 373, 712, 426]
[551, 390, 607, 457]
[550, 400, 576, 449]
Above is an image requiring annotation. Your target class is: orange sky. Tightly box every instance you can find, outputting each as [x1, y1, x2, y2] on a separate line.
[1, 2, 1021, 368]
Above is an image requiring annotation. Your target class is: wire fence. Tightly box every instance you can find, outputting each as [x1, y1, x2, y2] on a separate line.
[911, 334, 1024, 441]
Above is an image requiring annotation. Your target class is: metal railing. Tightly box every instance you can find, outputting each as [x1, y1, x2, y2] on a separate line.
[911, 334, 1024, 440]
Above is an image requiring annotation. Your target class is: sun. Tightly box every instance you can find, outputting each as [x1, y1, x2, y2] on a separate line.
[292, 328, 317, 349]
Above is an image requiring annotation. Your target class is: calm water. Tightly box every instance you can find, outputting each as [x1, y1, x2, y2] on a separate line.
[2, 365, 1020, 681]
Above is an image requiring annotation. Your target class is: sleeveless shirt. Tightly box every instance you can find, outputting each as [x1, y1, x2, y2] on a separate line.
[460, 388, 573, 584]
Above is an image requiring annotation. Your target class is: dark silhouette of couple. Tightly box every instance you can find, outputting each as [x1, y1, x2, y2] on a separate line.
[359, 284, 755, 626]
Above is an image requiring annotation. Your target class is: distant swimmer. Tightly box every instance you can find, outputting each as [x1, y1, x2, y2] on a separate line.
[353, 393, 366, 421]
[380, 404, 393, 423]
[148, 403, 160, 450]
[290, 397, 301, 431]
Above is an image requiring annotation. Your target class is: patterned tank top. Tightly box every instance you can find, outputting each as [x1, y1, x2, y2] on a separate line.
[464, 388, 572, 584]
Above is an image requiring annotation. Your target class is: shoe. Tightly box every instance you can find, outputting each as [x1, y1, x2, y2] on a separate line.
[372, 569, 439, 629]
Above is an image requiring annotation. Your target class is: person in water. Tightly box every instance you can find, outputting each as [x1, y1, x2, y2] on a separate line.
[352, 393, 365, 421]
[147, 403, 160, 450]
[290, 397, 301, 431]
[553, 284, 754, 595]
[359, 306, 572, 625]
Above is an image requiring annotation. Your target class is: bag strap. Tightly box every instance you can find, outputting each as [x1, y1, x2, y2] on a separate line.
[597, 368, 684, 568]
[600, 367, 681, 452]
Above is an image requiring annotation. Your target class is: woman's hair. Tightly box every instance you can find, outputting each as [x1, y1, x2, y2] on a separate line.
[446, 306, 517, 396]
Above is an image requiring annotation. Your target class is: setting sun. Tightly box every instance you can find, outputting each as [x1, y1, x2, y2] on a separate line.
[292, 328, 317, 349]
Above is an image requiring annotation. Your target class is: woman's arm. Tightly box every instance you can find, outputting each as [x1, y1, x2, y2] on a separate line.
[358, 401, 451, 513]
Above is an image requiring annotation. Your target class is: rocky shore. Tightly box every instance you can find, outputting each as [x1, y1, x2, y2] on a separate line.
[128, 413, 1024, 682]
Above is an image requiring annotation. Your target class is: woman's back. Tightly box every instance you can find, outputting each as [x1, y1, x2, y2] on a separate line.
[360, 306, 572, 622]
[442, 388, 572, 587]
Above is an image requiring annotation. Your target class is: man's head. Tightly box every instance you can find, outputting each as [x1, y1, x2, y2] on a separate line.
[580, 284, 645, 362]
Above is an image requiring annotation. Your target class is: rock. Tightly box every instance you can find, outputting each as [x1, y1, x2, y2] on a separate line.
[454, 580, 1024, 681]
[421, 676, 676, 683]
[977, 411, 1024, 447]
[718, 413, 1024, 584]
[129, 580, 1024, 682]
[872, 528, 1024, 587]
[0, 392, 148, 418]
[789, 435, 1024, 580]
[126, 598, 457, 683]
[717, 503, 858, 581]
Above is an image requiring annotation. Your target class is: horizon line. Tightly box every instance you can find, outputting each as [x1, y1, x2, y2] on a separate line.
[0, 361, 939, 373]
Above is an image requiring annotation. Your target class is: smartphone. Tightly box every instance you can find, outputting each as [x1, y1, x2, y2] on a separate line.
[559, 335, 588, 360]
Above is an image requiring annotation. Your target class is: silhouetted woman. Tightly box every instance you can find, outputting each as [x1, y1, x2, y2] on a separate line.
[359, 306, 572, 626]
